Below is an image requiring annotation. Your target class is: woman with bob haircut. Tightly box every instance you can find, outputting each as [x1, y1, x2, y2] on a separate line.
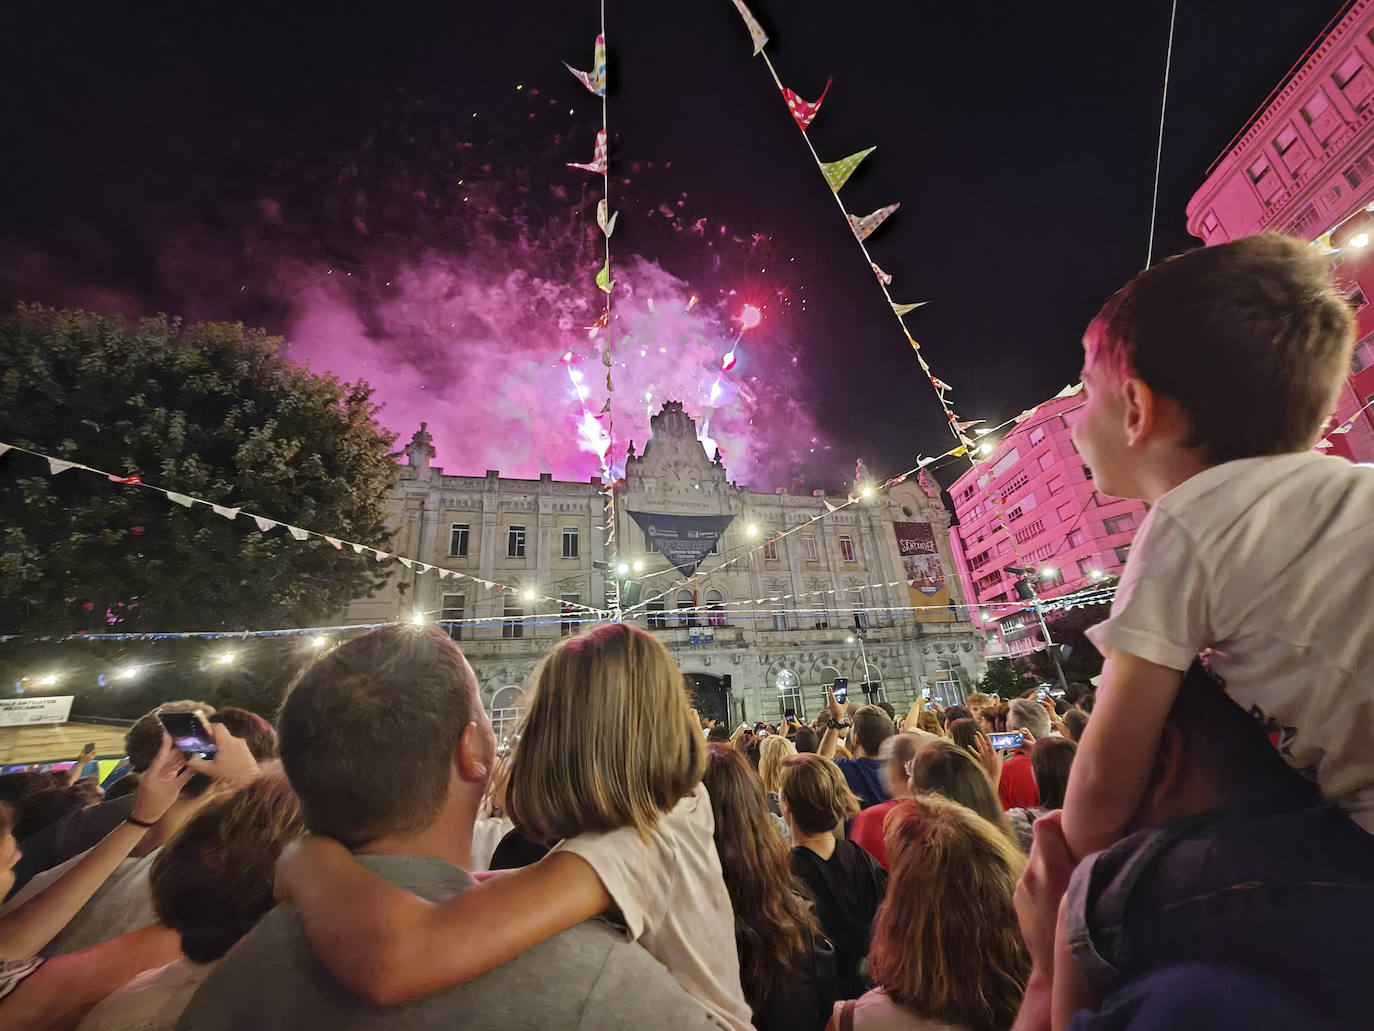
[829, 795, 1029, 1030]
[781, 754, 887, 1002]
[907, 740, 1015, 846]
[277, 622, 753, 1030]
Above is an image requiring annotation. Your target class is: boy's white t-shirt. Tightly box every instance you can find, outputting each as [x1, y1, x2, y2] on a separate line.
[1086, 453, 1374, 832]
[554, 783, 754, 1031]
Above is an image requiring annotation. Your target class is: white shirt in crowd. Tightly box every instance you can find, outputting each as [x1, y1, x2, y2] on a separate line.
[1086, 453, 1374, 832]
[75, 957, 211, 1031]
[554, 782, 754, 1031]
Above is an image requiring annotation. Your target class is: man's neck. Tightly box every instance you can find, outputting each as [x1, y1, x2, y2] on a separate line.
[355, 792, 477, 869]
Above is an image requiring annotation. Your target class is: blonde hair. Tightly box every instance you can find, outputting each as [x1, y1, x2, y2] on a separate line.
[507, 623, 705, 842]
[756, 734, 796, 796]
[870, 796, 1028, 1029]
[964, 692, 990, 716]
[780, 753, 859, 835]
[915, 710, 943, 736]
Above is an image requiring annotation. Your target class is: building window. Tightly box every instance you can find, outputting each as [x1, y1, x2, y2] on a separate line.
[449, 524, 470, 557]
[1029, 426, 1046, 446]
[1302, 89, 1330, 123]
[507, 525, 526, 558]
[772, 607, 788, 631]
[560, 594, 580, 636]
[1114, 544, 1132, 564]
[997, 539, 1012, 555]
[999, 473, 1030, 499]
[1201, 211, 1220, 236]
[440, 593, 465, 640]
[800, 533, 818, 561]
[1104, 514, 1135, 535]
[561, 527, 579, 559]
[1005, 505, 1025, 524]
[1336, 52, 1366, 90]
[710, 536, 720, 555]
[969, 549, 992, 570]
[1082, 465, 1094, 481]
[706, 589, 726, 627]
[644, 529, 657, 554]
[648, 601, 667, 629]
[1353, 333, 1374, 373]
[1047, 474, 1065, 495]
[763, 538, 779, 560]
[990, 449, 1021, 479]
[1038, 453, 1056, 472]
[1012, 519, 1046, 545]
[838, 535, 856, 562]
[1068, 529, 1087, 548]
[1057, 502, 1075, 521]
[1275, 125, 1298, 155]
[677, 589, 695, 627]
[776, 669, 803, 719]
[1077, 557, 1096, 578]
[1345, 283, 1369, 313]
[1248, 158, 1271, 184]
[502, 599, 524, 639]
[813, 608, 830, 630]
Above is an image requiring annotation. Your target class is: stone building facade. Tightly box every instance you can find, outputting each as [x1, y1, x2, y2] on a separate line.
[340, 404, 984, 736]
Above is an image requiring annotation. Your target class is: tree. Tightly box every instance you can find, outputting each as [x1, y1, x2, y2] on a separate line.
[0, 307, 397, 633]
[980, 657, 1034, 698]
[1023, 605, 1109, 683]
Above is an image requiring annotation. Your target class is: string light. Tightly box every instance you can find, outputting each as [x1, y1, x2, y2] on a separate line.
[38, 673, 59, 687]
[521, 588, 537, 602]
[746, 524, 759, 537]
[410, 612, 426, 626]
[617, 562, 630, 575]
[114, 666, 140, 682]
[214, 652, 237, 667]
[310, 637, 328, 649]
[632, 559, 645, 572]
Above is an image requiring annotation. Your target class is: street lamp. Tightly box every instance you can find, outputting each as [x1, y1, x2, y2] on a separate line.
[1002, 566, 1067, 693]
[616, 562, 630, 576]
[632, 559, 645, 572]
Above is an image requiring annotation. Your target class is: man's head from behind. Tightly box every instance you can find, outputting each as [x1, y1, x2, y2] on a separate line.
[126, 701, 216, 773]
[1007, 698, 1051, 741]
[208, 708, 278, 762]
[278, 626, 492, 848]
[852, 705, 895, 758]
[1075, 233, 1354, 501]
[1128, 659, 1321, 832]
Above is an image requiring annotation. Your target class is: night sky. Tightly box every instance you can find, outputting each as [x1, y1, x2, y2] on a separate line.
[0, 0, 1343, 492]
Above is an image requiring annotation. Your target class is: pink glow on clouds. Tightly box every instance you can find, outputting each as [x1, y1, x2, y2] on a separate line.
[281, 252, 822, 488]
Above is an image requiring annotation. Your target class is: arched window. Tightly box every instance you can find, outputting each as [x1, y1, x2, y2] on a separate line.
[677, 589, 696, 627]
[775, 669, 802, 720]
[489, 687, 526, 749]
[706, 589, 726, 627]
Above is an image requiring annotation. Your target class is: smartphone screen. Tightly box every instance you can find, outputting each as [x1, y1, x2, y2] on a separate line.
[832, 678, 848, 705]
[988, 731, 1026, 751]
[157, 709, 218, 758]
[1035, 685, 1049, 704]
[784, 709, 796, 722]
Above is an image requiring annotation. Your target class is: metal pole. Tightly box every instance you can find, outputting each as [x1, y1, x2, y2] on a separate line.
[1029, 589, 1069, 695]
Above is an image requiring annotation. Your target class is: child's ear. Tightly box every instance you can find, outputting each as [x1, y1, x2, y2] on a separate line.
[1121, 377, 1156, 448]
[455, 720, 493, 784]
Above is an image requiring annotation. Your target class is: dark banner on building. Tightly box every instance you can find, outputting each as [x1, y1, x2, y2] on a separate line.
[628, 511, 735, 577]
[894, 520, 954, 621]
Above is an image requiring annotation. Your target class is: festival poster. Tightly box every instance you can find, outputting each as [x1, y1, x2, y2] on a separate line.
[894, 521, 954, 623]
[628, 511, 735, 577]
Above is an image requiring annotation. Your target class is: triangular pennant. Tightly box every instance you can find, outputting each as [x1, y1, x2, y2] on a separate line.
[563, 34, 607, 96]
[871, 262, 892, 286]
[601, 343, 613, 367]
[596, 199, 618, 238]
[953, 419, 984, 432]
[287, 525, 309, 541]
[721, 348, 738, 371]
[165, 492, 194, 508]
[374, 551, 390, 562]
[848, 203, 900, 242]
[781, 76, 832, 131]
[730, 0, 769, 55]
[398, 557, 414, 568]
[0, 444, 10, 459]
[600, 397, 612, 413]
[253, 516, 277, 533]
[323, 536, 342, 549]
[48, 458, 76, 475]
[929, 375, 952, 392]
[351, 542, 365, 554]
[595, 260, 614, 293]
[822, 499, 838, 512]
[567, 129, 608, 174]
[211, 504, 240, 519]
[107, 473, 141, 484]
[820, 147, 875, 192]
[606, 372, 615, 392]
[1330, 422, 1353, 435]
[417, 563, 433, 574]
[891, 301, 927, 316]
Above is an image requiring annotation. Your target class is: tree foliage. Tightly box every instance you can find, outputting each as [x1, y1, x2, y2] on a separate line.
[980, 657, 1033, 698]
[0, 307, 396, 633]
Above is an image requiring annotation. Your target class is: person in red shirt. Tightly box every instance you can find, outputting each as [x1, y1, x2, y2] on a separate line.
[848, 732, 932, 869]
[998, 698, 1051, 810]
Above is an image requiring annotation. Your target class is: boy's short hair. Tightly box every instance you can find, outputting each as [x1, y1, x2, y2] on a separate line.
[1091, 233, 1355, 464]
[278, 626, 476, 848]
[208, 708, 278, 761]
[852, 705, 896, 755]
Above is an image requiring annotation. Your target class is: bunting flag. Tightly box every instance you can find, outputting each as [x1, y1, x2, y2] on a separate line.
[107, 473, 141, 485]
[165, 492, 194, 508]
[930, 375, 952, 392]
[781, 76, 831, 130]
[871, 262, 892, 286]
[567, 129, 608, 174]
[596, 199, 618, 237]
[324, 536, 343, 549]
[730, 0, 769, 55]
[48, 458, 76, 475]
[0, 444, 10, 459]
[820, 147, 874, 192]
[848, 203, 899, 242]
[891, 301, 927, 317]
[600, 397, 612, 413]
[351, 543, 366, 554]
[564, 34, 607, 96]
[601, 343, 612, 366]
[253, 516, 276, 533]
[906, 335, 922, 354]
[374, 551, 390, 562]
[595, 260, 613, 293]
[951, 418, 984, 432]
[398, 557, 414, 568]
[211, 504, 240, 519]
[286, 525, 308, 541]
[721, 348, 738, 371]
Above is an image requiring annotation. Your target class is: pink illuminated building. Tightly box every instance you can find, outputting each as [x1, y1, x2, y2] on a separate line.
[1185, 0, 1374, 462]
[944, 390, 1146, 657]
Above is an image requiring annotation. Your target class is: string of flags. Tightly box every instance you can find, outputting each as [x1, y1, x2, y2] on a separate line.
[0, 441, 609, 618]
[562, 11, 624, 614]
[724, 0, 985, 463]
[1317, 394, 1374, 449]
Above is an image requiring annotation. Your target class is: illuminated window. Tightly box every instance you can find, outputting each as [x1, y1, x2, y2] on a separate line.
[838, 535, 856, 562]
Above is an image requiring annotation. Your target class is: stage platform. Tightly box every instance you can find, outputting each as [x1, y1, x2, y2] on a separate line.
[0, 721, 130, 767]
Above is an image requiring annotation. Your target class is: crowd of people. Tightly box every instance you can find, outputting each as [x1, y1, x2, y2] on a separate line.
[0, 234, 1372, 1030]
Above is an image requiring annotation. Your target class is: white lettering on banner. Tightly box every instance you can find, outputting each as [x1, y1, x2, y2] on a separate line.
[0, 696, 75, 727]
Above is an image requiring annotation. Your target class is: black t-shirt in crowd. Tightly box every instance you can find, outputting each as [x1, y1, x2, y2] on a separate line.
[789, 838, 888, 1000]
